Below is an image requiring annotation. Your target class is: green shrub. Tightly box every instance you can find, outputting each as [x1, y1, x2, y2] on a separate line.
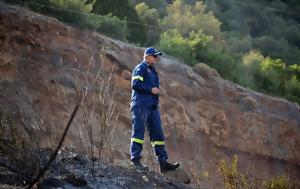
[217, 155, 249, 189]
[159, 29, 212, 65]
[257, 57, 286, 94]
[6, 0, 99, 29]
[199, 48, 238, 80]
[91, 0, 146, 44]
[260, 57, 286, 72]
[159, 29, 195, 64]
[233, 50, 264, 89]
[6, 0, 53, 13]
[49, 0, 93, 25]
[263, 176, 296, 189]
[217, 155, 297, 189]
[284, 76, 300, 104]
[48, 0, 129, 40]
[135, 2, 161, 45]
[96, 14, 128, 41]
[287, 64, 300, 79]
[162, 0, 222, 40]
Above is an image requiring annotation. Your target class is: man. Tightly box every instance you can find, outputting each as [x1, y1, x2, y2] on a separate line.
[130, 47, 180, 173]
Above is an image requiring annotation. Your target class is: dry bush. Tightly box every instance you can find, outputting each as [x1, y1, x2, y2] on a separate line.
[74, 46, 118, 165]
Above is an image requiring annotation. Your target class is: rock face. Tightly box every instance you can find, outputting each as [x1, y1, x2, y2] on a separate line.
[0, 3, 299, 188]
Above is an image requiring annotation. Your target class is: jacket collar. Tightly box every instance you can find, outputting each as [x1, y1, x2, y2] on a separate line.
[143, 61, 154, 69]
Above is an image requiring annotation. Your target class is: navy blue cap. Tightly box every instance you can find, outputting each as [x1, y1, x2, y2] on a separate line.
[144, 47, 162, 56]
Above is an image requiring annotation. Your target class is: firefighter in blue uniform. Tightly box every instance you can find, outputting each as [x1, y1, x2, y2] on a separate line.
[130, 47, 179, 172]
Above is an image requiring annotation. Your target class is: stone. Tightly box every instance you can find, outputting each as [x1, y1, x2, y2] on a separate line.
[64, 174, 87, 187]
[193, 63, 220, 79]
[240, 95, 259, 111]
[120, 70, 132, 81]
[185, 67, 206, 85]
[162, 168, 191, 184]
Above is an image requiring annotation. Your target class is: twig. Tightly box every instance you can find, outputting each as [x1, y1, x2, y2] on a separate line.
[183, 154, 201, 189]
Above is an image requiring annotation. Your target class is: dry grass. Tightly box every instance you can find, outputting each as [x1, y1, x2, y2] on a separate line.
[73, 46, 118, 166]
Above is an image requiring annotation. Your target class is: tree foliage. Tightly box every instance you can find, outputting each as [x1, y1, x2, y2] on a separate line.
[161, 0, 222, 40]
[160, 0, 243, 79]
[206, 0, 300, 65]
[159, 29, 212, 65]
[129, 0, 168, 17]
[233, 51, 264, 90]
[135, 2, 161, 45]
[254, 56, 300, 103]
[92, 0, 146, 44]
[96, 14, 128, 41]
[49, 0, 93, 24]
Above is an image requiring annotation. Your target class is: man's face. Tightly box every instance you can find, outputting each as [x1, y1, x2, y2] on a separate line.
[146, 54, 160, 65]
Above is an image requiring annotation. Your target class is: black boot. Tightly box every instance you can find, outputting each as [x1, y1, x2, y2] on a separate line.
[131, 158, 149, 172]
[160, 161, 180, 173]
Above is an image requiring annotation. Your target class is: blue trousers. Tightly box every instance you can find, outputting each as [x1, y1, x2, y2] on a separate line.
[130, 106, 168, 163]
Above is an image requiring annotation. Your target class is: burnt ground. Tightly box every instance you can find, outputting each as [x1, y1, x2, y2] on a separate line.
[0, 150, 194, 189]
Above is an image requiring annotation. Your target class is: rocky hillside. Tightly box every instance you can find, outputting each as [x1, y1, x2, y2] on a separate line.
[0, 149, 191, 189]
[0, 2, 299, 188]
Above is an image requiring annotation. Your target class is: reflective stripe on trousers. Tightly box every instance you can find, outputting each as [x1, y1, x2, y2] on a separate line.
[130, 106, 168, 163]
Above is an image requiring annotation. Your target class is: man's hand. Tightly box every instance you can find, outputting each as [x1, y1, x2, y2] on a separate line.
[151, 87, 160, 95]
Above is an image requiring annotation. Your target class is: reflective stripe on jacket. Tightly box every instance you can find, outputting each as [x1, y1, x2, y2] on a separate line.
[130, 61, 159, 108]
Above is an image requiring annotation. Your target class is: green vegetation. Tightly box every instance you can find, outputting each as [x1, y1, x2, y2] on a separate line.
[217, 155, 249, 189]
[263, 176, 296, 189]
[5, 0, 300, 104]
[135, 2, 161, 45]
[49, 0, 93, 26]
[6, 0, 129, 41]
[159, 29, 212, 65]
[217, 155, 296, 189]
[91, 0, 146, 44]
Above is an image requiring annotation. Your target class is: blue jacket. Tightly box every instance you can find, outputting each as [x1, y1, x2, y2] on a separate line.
[131, 61, 159, 108]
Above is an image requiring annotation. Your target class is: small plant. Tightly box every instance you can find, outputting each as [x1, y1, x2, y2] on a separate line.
[74, 46, 118, 166]
[263, 176, 296, 189]
[217, 155, 248, 189]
